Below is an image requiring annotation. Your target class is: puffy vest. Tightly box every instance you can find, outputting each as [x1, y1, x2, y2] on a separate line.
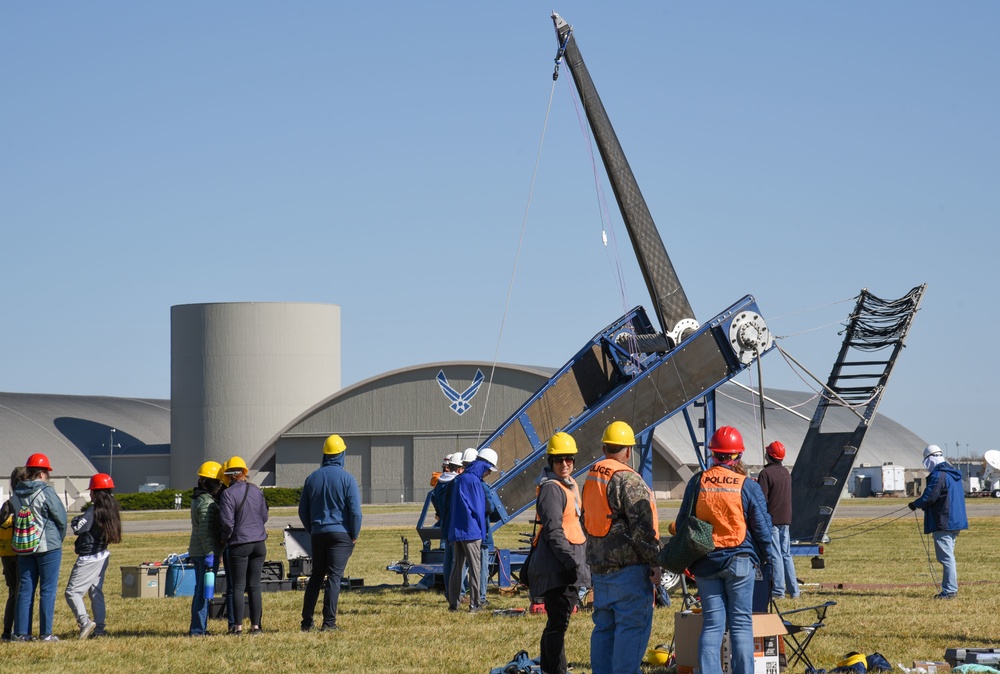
[0, 512, 14, 557]
[582, 458, 660, 538]
[695, 466, 747, 548]
[533, 478, 586, 546]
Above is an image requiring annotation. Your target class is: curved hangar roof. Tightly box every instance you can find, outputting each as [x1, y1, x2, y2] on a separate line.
[270, 363, 924, 473]
[652, 383, 926, 470]
[0, 392, 170, 476]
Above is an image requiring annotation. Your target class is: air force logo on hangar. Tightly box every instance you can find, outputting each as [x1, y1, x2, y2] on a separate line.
[436, 369, 484, 416]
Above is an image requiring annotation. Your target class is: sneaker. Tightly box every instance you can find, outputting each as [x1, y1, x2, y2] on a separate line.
[933, 592, 957, 600]
[300, 624, 315, 633]
[12, 635, 33, 642]
[319, 625, 338, 632]
[40, 634, 60, 642]
[79, 620, 97, 641]
[249, 627, 262, 636]
[1, 634, 11, 642]
[468, 605, 483, 614]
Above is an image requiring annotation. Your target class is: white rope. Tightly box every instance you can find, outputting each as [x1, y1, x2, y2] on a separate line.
[477, 78, 560, 444]
[768, 296, 856, 321]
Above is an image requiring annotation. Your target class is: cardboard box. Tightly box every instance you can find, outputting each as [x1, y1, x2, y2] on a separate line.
[913, 662, 951, 673]
[675, 611, 787, 674]
[120, 565, 168, 599]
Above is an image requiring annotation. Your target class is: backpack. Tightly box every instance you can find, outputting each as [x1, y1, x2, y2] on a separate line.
[0, 511, 14, 557]
[11, 490, 45, 554]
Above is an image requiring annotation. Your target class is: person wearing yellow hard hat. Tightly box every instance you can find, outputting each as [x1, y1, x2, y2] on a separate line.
[298, 435, 362, 632]
[580, 421, 660, 674]
[523, 432, 590, 674]
[188, 460, 224, 636]
[219, 456, 269, 635]
[674, 426, 772, 674]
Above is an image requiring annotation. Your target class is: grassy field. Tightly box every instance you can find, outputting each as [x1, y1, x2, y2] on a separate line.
[2, 512, 997, 673]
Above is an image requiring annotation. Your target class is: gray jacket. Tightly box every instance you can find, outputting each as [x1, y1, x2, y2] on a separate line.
[11, 480, 67, 554]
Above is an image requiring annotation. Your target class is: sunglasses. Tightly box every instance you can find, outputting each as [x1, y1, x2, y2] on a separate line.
[553, 456, 575, 464]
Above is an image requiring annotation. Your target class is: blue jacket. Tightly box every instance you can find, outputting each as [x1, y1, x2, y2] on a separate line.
[299, 453, 362, 540]
[675, 467, 772, 577]
[912, 462, 968, 534]
[446, 460, 490, 543]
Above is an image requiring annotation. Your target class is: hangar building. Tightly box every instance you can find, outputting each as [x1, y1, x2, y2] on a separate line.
[0, 301, 927, 508]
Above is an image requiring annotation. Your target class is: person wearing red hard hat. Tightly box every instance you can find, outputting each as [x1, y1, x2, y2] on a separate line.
[9, 453, 66, 641]
[757, 441, 800, 599]
[672, 427, 772, 674]
[65, 473, 122, 639]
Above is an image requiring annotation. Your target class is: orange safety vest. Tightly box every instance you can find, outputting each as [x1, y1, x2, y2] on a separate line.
[695, 466, 748, 549]
[532, 479, 586, 546]
[582, 458, 660, 538]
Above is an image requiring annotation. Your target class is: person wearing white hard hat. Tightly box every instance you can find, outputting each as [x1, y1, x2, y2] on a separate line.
[908, 444, 968, 599]
[431, 453, 466, 598]
[475, 448, 500, 607]
[445, 448, 496, 612]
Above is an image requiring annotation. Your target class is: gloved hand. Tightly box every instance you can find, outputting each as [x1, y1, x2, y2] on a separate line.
[907, 502, 917, 511]
[205, 553, 215, 567]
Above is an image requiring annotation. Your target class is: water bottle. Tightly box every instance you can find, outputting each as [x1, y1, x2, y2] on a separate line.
[204, 568, 216, 600]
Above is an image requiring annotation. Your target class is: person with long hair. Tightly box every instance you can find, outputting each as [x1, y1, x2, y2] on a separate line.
[0, 467, 29, 641]
[219, 456, 268, 635]
[65, 473, 122, 639]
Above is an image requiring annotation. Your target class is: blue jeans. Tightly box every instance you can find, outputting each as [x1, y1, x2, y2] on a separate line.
[933, 530, 959, 595]
[189, 556, 213, 635]
[696, 554, 755, 674]
[769, 524, 799, 598]
[15, 549, 62, 637]
[590, 565, 654, 674]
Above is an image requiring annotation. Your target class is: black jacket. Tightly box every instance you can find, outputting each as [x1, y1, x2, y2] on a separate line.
[524, 467, 590, 597]
[72, 506, 108, 556]
[757, 461, 792, 527]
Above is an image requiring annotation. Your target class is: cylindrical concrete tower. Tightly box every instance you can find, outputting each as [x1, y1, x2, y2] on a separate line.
[170, 302, 340, 488]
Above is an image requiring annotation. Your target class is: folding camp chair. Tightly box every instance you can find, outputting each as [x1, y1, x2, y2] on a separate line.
[770, 599, 836, 672]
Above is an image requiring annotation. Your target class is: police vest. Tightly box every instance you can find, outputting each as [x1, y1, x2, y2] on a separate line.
[582, 458, 660, 538]
[695, 466, 747, 548]
[532, 479, 586, 546]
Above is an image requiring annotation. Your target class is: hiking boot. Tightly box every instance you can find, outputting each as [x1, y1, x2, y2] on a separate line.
[40, 634, 60, 642]
[79, 619, 97, 640]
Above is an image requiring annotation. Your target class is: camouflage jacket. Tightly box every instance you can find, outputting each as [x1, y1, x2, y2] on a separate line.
[583, 468, 660, 573]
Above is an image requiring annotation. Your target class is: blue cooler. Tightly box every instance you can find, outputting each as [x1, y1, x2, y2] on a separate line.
[165, 563, 197, 597]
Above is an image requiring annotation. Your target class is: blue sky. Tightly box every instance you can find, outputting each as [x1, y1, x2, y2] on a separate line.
[2, 3, 996, 459]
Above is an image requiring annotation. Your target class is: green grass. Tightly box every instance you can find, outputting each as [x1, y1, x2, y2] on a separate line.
[2, 514, 997, 673]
